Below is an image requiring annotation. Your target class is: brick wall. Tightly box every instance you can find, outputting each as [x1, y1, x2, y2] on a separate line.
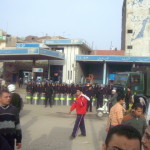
[90, 50, 125, 56]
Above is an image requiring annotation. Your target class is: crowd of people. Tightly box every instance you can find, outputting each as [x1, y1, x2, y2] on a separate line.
[26, 81, 112, 108]
[67, 86, 149, 150]
[0, 80, 149, 149]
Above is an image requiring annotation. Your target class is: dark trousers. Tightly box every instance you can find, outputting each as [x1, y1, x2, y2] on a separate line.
[109, 102, 113, 112]
[72, 114, 86, 137]
[96, 98, 103, 108]
[87, 100, 92, 112]
[45, 95, 53, 107]
[2, 135, 14, 150]
[125, 100, 129, 110]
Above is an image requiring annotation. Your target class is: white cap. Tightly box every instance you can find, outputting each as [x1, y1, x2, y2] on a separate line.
[112, 89, 116, 92]
[8, 84, 16, 92]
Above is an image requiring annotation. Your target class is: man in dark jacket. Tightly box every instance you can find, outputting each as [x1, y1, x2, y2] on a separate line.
[109, 89, 118, 111]
[45, 83, 53, 107]
[26, 81, 34, 104]
[96, 87, 104, 109]
[0, 135, 13, 150]
[85, 86, 94, 112]
[0, 90, 22, 150]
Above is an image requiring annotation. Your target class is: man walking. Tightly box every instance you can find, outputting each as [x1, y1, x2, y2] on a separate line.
[68, 88, 88, 139]
[0, 90, 22, 149]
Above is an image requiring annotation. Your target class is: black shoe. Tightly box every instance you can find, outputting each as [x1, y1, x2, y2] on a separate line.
[70, 136, 75, 140]
[78, 134, 86, 137]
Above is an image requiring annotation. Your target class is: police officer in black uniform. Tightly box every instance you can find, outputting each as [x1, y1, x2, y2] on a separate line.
[96, 86, 104, 109]
[85, 86, 94, 112]
[26, 81, 34, 104]
[45, 83, 53, 107]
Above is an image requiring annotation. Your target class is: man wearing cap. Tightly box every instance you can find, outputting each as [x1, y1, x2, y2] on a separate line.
[7, 84, 23, 113]
[68, 88, 89, 139]
[109, 89, 118, 111]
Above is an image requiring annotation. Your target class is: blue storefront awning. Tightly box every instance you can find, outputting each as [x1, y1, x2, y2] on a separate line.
[76, 55, 150, 63]
[0, 48, 65, 60]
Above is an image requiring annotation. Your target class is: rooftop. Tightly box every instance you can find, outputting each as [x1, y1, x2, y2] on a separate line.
[90, 50, 125, 56]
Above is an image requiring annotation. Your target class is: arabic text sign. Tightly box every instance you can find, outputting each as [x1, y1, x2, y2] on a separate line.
[33, 68, 43, 73]
[76, 55, 150, 62]
[16, 43, 40, 48]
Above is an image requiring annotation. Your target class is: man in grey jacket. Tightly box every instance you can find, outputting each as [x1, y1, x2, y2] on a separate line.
[109, 89, 118, 111]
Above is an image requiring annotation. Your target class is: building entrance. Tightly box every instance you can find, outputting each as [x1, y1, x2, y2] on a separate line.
[50, 65, 63, 83]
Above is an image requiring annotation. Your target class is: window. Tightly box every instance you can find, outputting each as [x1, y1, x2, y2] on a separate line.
[114, 74, 128, 85]
[127, 45, 133, 49]
[68, 71, 69, 80]
[70, 71, 72, 80]
[130, 75, 140, 85]
[56, 48, 64, 53]
[127, 30, 133, 33]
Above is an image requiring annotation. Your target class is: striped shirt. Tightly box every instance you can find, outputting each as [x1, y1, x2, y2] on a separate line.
[109, 103, 124, 126]
[0, 105, 22, 143]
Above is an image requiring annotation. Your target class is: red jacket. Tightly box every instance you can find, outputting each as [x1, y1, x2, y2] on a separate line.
[70, 95, 88, 114]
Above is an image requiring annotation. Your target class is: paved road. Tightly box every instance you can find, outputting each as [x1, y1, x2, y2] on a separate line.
[17, 88, 107, 150]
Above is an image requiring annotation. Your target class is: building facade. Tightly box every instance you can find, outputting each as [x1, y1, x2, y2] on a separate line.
[0, 30, 6, 49]
[44, 39, 91, 84]
[0, 38, 91, 84]
[122, 0, 150, 56]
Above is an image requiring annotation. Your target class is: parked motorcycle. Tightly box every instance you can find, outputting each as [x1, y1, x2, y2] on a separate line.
[97, 98, 109, 118]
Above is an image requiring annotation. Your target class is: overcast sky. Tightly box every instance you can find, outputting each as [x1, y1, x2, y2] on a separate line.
[0, 0, 124, 50]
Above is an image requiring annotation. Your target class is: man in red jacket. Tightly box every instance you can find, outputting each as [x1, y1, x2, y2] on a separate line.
[68, 88, 88, 139]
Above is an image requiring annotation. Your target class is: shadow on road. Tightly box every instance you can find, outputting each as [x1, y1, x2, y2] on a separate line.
[22, 127, 73, 150]
[20, 110, 31, 118]
[21, 116, 38, 150]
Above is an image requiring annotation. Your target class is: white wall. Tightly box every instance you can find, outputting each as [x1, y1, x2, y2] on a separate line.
[62, 46, 79, 84]
[125, 0, 150, 56]
[0, 42, 6, 49]
[62, 45, 90, 84]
